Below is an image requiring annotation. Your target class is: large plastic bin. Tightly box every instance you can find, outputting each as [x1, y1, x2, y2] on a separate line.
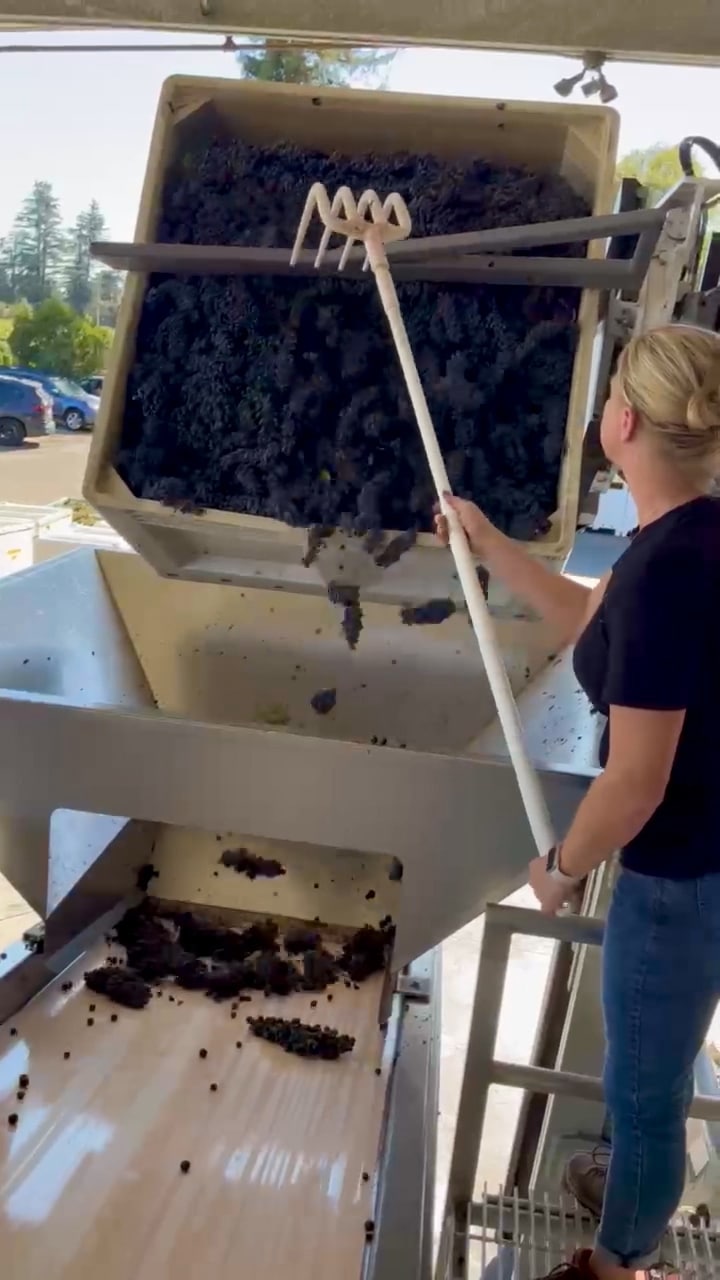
[85, 76, 618, 595]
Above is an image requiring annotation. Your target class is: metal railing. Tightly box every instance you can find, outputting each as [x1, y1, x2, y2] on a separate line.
[439, 902, 720, 1279]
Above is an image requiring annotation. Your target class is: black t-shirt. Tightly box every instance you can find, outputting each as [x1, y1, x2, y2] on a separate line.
[573, 496, 720, 878]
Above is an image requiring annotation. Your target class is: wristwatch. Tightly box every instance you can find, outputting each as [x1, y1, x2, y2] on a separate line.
[546, 845, 581, 887]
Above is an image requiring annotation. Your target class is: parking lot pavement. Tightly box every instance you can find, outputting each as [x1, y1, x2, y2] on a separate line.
[0, 432, 92, 505]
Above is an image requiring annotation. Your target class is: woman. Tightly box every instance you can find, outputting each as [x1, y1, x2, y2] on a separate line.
[436, 324, 720, 1280]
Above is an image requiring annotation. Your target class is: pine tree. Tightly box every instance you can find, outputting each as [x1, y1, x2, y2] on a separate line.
[0, 236, 18, 302]
[91, 267, 124, 328]
[236, 41, 396, 88]
[65, 199, 108, 315]
[12, 180, 64, 304]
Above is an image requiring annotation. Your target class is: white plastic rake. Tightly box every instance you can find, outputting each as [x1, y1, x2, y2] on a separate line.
[291, 183, 555, 859]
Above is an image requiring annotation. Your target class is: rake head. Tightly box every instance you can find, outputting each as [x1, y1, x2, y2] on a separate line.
[290, 182, 412, 272]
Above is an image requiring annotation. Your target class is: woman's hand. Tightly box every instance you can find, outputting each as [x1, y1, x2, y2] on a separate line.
[433, 493, 590, 646]
[528, 855, 574, 917]
[433, 494, 498, 558]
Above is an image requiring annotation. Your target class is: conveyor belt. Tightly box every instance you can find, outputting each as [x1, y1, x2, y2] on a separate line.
[0, 941, 387, 1279]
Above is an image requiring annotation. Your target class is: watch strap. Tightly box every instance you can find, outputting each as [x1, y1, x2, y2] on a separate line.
[547, 845, 580, 886]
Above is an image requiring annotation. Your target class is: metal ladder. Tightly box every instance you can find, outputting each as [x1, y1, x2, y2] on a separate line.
[437, 902, 720, 1280]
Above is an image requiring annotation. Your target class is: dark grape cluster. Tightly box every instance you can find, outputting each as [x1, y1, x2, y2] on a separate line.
[339, 920, 395, 982]
[247, 1014, 356, 1059]
[219, 848, 286, 879]
[84, 964, 151, 1009]
[400, 599, 457, 625]
[310, 687, 337, 715]
[85, 901, 396, 1011]
[117, 134, 588, 536]
[373, 529, 418, 567]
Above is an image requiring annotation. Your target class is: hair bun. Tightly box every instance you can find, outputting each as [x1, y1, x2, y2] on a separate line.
[687, 373, 720, 435]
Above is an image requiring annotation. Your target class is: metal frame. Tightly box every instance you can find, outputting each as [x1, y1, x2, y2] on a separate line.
[576, 174, 720, 503]
[4, 1, 720, 66]
[524, 865, 616, 1203]
[502, 930, 579, 1197]
[90, 183, 720, 295]
[368, 949, 440, 1280]
[0, 896, 138, 1023]
[0, 546, 598, 972]
[91, 208, 669, 291]
[439, 903, 720, 1280]
[0, 683, 590, 971]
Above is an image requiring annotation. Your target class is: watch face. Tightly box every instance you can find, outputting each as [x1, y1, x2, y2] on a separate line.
[546, 845, 558, 872]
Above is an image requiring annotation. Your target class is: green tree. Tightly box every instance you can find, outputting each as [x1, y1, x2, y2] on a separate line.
[65, 199, 108, 315]
[236, 40, 396, 87]
[617, 143, 718, 227]
[0, 339, 12, 366]
[12, 181, 65, 304]
[616, 144, 690, 203]
[8, 299, 32, 322]
[90, 267, 124, 328]
[0, 233, 22, 303]
[0, 240, 10, 302]
[11, 297, 111, 378]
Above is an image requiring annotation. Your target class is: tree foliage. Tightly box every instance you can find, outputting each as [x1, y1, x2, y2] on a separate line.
[0, 185, 120, 320]
[0, 234, 23, 305]
[11, 180, 65, 304]
[0, 240, 12, 301]
[11, 297, 111, 378]
[7, 299, 32, 323]
[65, 199, 108, 315]
[92, 268, 124, 328]
[236, 40, 396, 87]
[617, 143, 719, 228]
[616, 144, 689, 201]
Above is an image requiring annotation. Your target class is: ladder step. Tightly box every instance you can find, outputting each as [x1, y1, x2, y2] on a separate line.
[467, 1192, 720, 1279]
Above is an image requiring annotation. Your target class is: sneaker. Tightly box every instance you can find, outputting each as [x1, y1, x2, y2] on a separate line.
[562, 1147, 610, 1219]
[689, 1202, 711, 1229]
[539, 1248, 596, 1280]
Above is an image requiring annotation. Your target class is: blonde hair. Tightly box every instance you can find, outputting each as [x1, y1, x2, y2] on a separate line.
[616, 324, 720, 478]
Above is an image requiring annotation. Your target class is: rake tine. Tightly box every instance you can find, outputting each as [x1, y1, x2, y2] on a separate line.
[290, 182, 413, 272]
[339, 188, 380, 270]
[290, 182, 322, 268]
[317, 186, 360, 267]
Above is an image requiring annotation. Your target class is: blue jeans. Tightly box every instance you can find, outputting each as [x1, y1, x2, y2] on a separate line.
[597, 867, 720, 1268]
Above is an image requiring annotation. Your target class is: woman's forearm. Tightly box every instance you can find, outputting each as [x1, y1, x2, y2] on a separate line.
[482, 529, 590, 646]
[560, 770, 660, 879]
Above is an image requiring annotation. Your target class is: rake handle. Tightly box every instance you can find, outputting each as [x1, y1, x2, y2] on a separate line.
[365, 236, 556, 858]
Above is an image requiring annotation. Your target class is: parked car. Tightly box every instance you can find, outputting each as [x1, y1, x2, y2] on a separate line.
[0, 375, 55, 446]
[80, 375, 104, 397]
[0, 367, 99, 431]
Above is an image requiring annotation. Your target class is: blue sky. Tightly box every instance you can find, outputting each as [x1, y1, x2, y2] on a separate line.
[1, 29, 719, 240]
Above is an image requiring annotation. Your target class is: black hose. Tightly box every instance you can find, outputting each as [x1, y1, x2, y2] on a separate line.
[678, 136, 720, 178]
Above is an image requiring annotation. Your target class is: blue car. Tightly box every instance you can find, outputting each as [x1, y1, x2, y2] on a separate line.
[1, 367, 99, 432]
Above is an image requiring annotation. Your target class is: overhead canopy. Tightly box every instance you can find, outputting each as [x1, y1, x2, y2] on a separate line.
[1, 0, 719, 65]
